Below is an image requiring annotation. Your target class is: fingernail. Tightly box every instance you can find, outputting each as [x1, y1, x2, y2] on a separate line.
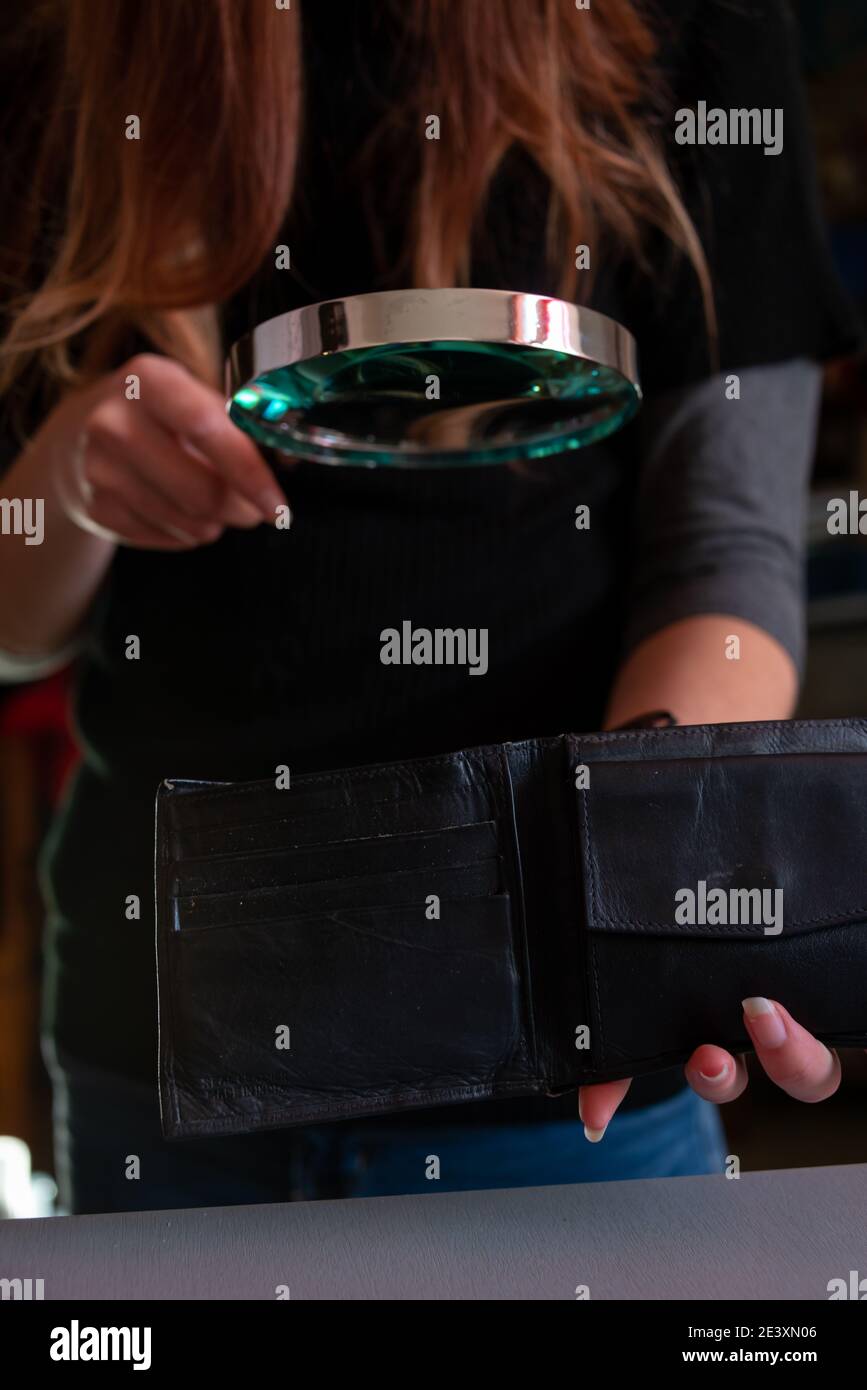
[226, 497, 267, 529]
[742, 996, 787, 1049]
[698, 1061, 730, 1084]
[583, 1124, 607, 1144]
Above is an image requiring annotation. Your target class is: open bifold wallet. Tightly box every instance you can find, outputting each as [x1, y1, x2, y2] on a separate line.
[155, 717, 867, 1139]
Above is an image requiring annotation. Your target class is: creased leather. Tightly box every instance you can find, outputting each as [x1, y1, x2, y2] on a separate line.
[155, 718, 867, 1138]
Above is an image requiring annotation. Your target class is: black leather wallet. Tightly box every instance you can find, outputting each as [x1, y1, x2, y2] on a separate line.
[155, 717, 867, 1139]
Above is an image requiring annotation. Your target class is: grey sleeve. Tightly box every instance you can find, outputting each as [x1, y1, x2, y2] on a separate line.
[621, 358, 822, 677]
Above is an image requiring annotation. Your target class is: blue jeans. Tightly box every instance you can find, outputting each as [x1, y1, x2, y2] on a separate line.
[48, 1046, 728, 1214]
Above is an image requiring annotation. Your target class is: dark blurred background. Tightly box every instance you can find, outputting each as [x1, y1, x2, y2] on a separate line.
[0, 0, 865, 1212]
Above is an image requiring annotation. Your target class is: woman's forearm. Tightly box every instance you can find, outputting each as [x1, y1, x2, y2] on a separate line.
[603, 613, 799, 729]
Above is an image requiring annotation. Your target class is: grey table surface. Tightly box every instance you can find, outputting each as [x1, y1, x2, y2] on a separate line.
[1, 1163, 865, 1300]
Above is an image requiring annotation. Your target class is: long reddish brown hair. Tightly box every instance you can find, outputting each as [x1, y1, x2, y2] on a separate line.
[0, 0, 712, 419]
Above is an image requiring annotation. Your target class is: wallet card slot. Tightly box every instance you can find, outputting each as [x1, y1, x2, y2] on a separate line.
[171, 820, 499, 897]
[168, 794, 497, 863]
[165, 752, 494, 859]
[160, 895, 528, 1135]
[173, 856, 502, 931]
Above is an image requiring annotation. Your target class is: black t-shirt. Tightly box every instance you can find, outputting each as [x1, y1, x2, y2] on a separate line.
[27, 0, 862, 1117]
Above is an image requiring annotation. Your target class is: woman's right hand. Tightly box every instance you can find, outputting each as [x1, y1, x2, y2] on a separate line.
[44, 352, 288, 549]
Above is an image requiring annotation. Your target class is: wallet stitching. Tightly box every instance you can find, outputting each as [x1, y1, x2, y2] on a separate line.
[590, 934, 604, 1070]
[575, 719, 867, 747]
[580, 766, 606, 1068]
[591, 914, 867, 933]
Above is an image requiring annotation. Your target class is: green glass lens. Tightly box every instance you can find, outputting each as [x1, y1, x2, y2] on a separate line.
[228, 339, 640, 468]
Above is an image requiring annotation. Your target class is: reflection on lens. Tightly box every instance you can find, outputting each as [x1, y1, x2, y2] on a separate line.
[228, 340, 640, 467]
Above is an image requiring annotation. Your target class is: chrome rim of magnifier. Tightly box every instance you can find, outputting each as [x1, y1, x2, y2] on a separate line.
[225, 288, 641, 465]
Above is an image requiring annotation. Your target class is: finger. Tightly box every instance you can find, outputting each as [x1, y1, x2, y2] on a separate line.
[685, 1045, 749, 1103]
[742, 997, 842, 1103]
[75, 494, 208, 550]
[128, 355, 287, 518]
[91, 396, 267, 529]
[87, 451, 224, 546]
[578, 1077, 632, 1142]
[179, 437, 277, 528]
[216, 488, 272, 529]
[123, 428, 264, 529]
[88, 401, 227, 521]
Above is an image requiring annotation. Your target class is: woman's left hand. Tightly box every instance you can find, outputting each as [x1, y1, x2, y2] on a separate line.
[578, 997, 842, 1142]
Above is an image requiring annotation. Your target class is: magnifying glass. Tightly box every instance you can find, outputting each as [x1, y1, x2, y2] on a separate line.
[225, 288, 640, 468]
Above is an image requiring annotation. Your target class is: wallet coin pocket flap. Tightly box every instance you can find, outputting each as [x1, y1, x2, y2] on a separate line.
[571, 749, 867, 940]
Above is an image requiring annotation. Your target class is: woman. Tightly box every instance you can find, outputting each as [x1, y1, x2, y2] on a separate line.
[0, 0, 861, 1213]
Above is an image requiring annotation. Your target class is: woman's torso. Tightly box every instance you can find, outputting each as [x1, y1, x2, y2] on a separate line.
[42, 0, 695, 1111]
